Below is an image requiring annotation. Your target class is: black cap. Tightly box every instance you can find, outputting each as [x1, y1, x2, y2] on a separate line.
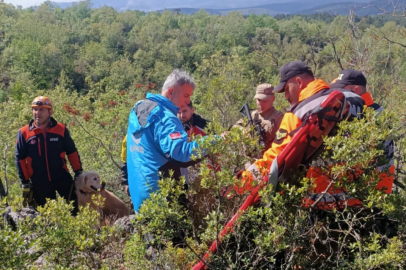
[273, 61, 313, 93]
[330, 69, 367, 88]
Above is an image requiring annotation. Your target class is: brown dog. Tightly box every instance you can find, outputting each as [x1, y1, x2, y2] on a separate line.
[75, 171, 129, 224]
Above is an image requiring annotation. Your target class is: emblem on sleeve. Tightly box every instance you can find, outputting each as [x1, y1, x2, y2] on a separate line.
[169, 132, 182, 140]
[275, 129, 288, 144]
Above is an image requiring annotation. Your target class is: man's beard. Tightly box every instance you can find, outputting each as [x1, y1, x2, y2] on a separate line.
[35, 118, 49, 126]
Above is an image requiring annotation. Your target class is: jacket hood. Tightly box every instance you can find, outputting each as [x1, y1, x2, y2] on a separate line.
[130, 93, 179, 134]
[146, 93, 179, 115]
[298, 79, 330, 102]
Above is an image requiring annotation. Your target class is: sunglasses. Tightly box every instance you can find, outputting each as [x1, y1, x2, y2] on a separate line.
[32, 101, 50, 106]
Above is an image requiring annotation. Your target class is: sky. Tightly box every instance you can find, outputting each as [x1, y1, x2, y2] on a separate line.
[4, 0, 74, 8]
[3, 0, 369, 11]
[3, 0, 287, 10]
[3, 0, 58, 8]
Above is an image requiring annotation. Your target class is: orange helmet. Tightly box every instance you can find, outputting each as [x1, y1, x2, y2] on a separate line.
[31, 96, 52, 109]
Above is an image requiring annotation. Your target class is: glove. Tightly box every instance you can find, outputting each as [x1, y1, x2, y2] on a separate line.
[67, 171, 82, 202]
[22, 181, 33, 207]
[22, 181, 32, 196]
[74, 170, 83, 181]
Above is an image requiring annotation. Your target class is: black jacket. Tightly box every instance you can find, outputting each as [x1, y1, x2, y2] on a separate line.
[182, 113, 209, 133]
[15, 117, 82, 187]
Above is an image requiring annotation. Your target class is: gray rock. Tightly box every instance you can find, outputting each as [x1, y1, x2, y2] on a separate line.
[3, 207, 39, 230]
[33, 253, 47, 266]
[113, 214, 137, 234]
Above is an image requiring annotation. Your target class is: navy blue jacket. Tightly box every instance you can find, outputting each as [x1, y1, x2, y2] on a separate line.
[15, 117, 82, 187]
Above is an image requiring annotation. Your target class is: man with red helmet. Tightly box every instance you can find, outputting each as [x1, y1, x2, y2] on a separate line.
[15, 96, 83, 214]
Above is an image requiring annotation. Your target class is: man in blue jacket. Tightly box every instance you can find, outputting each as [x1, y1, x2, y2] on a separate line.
[127, 69, 204, 212]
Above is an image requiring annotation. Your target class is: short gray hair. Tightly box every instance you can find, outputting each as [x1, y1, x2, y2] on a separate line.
[162, 69, 196, 94]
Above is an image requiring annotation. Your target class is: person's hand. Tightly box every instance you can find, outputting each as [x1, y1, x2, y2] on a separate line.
[22, 181, 32, 195]
[220, 131, 230, 139]
[124, 185, 130, 196]
[74, 170, 83, 181]
[22, 181, 33, 206]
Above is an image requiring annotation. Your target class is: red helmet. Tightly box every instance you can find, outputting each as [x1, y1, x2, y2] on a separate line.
[31, 96, 52, 109]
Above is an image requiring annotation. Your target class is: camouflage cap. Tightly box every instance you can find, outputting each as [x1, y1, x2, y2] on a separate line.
[254, 83, 274, 101]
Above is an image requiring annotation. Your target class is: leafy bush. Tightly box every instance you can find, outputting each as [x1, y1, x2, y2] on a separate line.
[0, 5, 406, 269]
[123, 108, 406, 269]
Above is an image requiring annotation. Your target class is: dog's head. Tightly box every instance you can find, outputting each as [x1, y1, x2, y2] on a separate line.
[75, 171, 106, 193]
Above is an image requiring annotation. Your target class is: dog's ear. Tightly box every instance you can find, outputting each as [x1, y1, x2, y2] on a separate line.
[75, 173, 86, 189]
[83, 174, 90, 187]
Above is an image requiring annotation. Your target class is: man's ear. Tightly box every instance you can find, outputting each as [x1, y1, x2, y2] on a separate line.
[49, 109, 53, 117]
[353, 85, 361, 95]
[167, 87, 174, 99]
[295, 76, 303, 88]
[191, 107, 195, 114]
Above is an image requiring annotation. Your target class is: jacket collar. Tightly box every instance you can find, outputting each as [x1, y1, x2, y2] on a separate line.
[361, 92, 374, 107]
[29, 117, 58, 131]
[298, 79, 330, 102]
[146, 93, 179, 115]
[183, 113, 198, 128]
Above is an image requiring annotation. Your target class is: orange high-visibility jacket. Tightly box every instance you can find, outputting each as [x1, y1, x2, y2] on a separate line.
[361, 92, 395, 193]
[303, 91, 395, 208]
[238, 79, 365, 194]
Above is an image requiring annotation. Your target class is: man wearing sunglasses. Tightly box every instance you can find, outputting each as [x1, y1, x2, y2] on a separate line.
[15, 96, 83, 214]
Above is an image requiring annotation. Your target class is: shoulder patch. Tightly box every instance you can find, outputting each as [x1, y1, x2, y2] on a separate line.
[135, 99, 159, 127]
[169, 132, 182, 140]
[274, 129, 288, 144]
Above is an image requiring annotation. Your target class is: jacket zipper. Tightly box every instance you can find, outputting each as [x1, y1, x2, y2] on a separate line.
[44, 132, 52, 181]
[38, 138, 41, 156]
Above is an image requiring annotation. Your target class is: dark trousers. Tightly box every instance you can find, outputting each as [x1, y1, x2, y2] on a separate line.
[34, 180, 78, 216]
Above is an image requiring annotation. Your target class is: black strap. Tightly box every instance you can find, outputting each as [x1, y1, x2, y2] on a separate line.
[0, 177, 6, 198]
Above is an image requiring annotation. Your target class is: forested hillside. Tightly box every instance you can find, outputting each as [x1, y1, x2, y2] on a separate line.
[1, 1, 405, 180]
[1, 1, 406, 268]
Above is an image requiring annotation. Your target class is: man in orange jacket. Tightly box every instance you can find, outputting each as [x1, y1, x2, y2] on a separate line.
[330, 69, 395, 194]
[238, 61, 364, 195]
[16, 96, 83, 213]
